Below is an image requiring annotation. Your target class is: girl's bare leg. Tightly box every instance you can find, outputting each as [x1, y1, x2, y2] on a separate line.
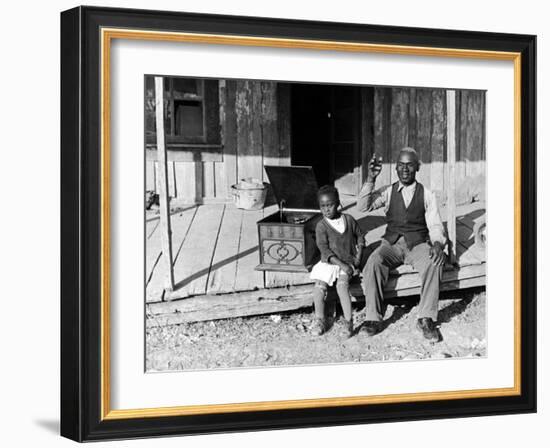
[312, 281, 328, 319]
[336, 273, 352, 322]
[311, 281, 328, 335]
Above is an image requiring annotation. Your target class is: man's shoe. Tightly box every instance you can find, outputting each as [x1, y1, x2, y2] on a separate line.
[362, 320, 380, 336]
[416, 318, 440, 342]
[311, 318, 327, 336]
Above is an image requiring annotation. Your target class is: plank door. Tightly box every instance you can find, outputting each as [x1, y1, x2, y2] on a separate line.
[329, 85, 361, 196]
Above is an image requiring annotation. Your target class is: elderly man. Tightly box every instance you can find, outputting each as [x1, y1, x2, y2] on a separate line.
[358, 147, 446, 341]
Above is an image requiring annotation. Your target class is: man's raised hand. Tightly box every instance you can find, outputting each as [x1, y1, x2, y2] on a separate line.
[367, 155, 383, 181]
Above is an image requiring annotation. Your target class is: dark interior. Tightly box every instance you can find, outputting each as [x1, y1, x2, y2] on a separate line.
[290, 83, 332, 186]
[290, 83, 360, 192]
[259, 211, 318, 224]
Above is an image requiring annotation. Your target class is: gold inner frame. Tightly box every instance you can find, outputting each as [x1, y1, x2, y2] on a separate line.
[100, 28, 522, 421]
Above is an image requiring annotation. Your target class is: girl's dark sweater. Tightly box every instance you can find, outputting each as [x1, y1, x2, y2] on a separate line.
[315, 214, 364, 265]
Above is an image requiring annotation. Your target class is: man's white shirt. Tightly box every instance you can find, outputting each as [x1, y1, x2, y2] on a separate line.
[357, 180, 447, 245]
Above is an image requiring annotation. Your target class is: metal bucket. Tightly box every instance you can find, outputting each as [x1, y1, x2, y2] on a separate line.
[231, 178, 268, 210]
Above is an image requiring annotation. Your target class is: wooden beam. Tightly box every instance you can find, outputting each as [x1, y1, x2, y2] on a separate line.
[148, 263, 486, 325]
[224, 80, 238, 195]
[215, 80, 228, 198]
[446, 90, 457, 263]
[146, 264, 486, 328]
[150, 285, 313, 327]
[145, 147, 223, 163]
[155, 76, 175, 291]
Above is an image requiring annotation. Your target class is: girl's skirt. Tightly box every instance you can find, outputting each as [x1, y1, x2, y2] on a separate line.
[309, 261, 343, 286]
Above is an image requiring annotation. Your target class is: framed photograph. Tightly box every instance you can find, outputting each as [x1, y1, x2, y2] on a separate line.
[60, 6, 536, 442]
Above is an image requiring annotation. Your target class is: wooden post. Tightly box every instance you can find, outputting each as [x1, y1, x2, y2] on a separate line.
[446, 90, 457, 264]
[155, 76, 175, 291]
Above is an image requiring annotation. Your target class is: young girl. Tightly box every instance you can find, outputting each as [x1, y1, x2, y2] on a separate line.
[310, 185, 364, 337]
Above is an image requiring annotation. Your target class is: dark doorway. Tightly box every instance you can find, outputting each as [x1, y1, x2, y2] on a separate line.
[290, 83, 362, 195]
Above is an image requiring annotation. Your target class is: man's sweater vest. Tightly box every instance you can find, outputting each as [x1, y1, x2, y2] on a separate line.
[382, 182, 429, 249]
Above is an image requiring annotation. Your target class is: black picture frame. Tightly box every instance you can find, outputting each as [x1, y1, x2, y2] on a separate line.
[60, 5, 536, 442]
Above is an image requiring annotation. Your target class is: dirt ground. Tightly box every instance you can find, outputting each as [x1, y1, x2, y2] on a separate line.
[146, 287, 486, 371]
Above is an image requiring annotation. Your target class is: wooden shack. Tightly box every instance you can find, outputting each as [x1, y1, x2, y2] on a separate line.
[145, 78, 485, 204]
[145, 76, 486, 309]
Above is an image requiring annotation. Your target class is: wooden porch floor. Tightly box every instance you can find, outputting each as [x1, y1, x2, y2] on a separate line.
[146, 197, 486, 303]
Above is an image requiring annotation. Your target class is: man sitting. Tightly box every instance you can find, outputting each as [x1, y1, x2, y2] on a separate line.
[358, 147, 446, 341]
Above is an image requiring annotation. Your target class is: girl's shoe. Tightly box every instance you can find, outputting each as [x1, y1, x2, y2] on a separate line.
[343, 318, 354, 338]
[335, 317, 354, 338]
[311, 318, 327, 336]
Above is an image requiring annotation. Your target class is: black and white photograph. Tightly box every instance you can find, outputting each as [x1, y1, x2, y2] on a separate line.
[53, 3, 538, 442]
[144, 75, 487, 371]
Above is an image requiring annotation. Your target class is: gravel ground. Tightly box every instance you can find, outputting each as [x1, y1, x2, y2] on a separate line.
[146, 288, 486, 371]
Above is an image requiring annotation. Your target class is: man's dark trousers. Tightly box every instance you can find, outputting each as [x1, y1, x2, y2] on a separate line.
[361, 237, 442, 321]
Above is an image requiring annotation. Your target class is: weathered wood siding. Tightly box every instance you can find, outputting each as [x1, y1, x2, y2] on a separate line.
[370, 87, 485, 202]
[146, 80, 291, 204]
[146, 83, 485, 204]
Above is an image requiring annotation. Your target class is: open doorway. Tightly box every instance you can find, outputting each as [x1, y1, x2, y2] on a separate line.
[290, 83, 363, 195]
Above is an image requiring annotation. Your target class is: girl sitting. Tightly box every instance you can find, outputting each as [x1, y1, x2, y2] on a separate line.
[310, 185, 364, 337]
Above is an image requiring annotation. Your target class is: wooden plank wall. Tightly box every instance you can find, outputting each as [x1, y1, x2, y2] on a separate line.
[456, 90, 486, 180]
[232, 80, 292, 183]
[146, 84, 484, 204]
[371, 87, 485, 201]
[146, 81, 291, 204]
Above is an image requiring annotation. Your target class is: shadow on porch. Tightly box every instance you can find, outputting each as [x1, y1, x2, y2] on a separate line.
[146, 196, 486, 304]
